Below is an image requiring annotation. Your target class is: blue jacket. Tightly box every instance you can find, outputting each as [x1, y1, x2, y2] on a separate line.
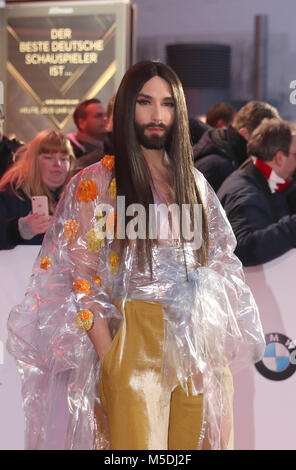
[217, 159, 296, 266]
[0, 187, 44, 249]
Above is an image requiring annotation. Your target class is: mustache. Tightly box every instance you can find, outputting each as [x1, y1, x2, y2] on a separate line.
[143, 122, 167, 130]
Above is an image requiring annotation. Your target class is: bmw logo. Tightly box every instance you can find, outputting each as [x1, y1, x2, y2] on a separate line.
[255, 332, 296, 381]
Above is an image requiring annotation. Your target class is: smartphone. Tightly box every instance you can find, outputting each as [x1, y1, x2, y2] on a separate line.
[31, 196, 49, 216]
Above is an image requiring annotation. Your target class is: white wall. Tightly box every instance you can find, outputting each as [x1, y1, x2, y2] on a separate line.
[134, 0, 296, 119]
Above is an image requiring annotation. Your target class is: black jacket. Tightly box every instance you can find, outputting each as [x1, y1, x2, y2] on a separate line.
[0, 187, 44, 250]
[0, 136, 22, 179]
[218, 158, 296, 266]
[188, 118, 211, 146]
[193, 125, 247, 192]
[67, 133, 113, 159]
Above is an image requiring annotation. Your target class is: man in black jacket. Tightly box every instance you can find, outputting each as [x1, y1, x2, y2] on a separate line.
[218, 118, 296, 266]
[67, 99, 113, 170]
[194, 101, 279, 192]
[0, 106, 22, 178]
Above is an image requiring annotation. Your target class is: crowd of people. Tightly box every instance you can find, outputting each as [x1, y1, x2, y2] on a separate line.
[0, 97, 114, 249]
[2, 89, 296, 269]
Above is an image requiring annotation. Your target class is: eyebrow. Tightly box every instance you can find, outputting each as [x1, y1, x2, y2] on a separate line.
[137, 92, 174, 101]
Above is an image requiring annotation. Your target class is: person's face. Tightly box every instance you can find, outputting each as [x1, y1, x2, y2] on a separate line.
[104, 114, 113, 133]
[79, 102, 106, 139]
[280, 136, 296, 179]
[134, 76, 175, 150]
[39, 152, 71, 190]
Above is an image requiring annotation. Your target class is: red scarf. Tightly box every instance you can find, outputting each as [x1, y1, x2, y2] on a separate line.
[253, 158, 291, 193]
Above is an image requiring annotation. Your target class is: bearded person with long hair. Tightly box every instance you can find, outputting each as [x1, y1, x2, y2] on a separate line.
[7, 61, 265, 450]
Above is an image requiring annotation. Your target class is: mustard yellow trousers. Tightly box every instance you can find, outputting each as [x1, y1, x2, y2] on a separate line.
[99, 300, 233, 450]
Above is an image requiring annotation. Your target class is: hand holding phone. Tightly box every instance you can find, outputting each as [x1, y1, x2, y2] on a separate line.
[31, 196, 49, 216]
[24, 213, 53, 235]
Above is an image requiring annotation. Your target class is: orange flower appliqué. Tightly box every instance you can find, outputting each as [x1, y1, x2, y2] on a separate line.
[101, 154, 115, 171]
[110, 252, 119, 275]
[76, 309, 94, 331]
[64, 219, 79, 242]
[77, 179, 98, 202]
[40, 256, 51, 270]
[74, 278, 90, 295]
[93, 275, 102, 287]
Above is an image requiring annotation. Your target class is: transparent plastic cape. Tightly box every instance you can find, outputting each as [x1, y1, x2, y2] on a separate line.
[7, 161, 265, 450]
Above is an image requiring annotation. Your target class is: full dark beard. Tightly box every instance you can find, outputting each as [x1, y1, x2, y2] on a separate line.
[135, 122, 172, 150]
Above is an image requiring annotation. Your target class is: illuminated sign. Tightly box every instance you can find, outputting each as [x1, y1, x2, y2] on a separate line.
[2, 2, 135, 142]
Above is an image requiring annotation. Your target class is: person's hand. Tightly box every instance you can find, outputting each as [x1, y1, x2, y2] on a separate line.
[87, 318, 113, 364]
[23, 213, 53, 235]
[99, 342, 113, 364]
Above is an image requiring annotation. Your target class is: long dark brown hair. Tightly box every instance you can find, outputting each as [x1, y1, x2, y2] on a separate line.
[113, 60, 209, 271]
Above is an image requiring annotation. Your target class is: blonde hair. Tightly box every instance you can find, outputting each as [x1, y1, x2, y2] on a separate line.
[0, 130, 75, 213]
